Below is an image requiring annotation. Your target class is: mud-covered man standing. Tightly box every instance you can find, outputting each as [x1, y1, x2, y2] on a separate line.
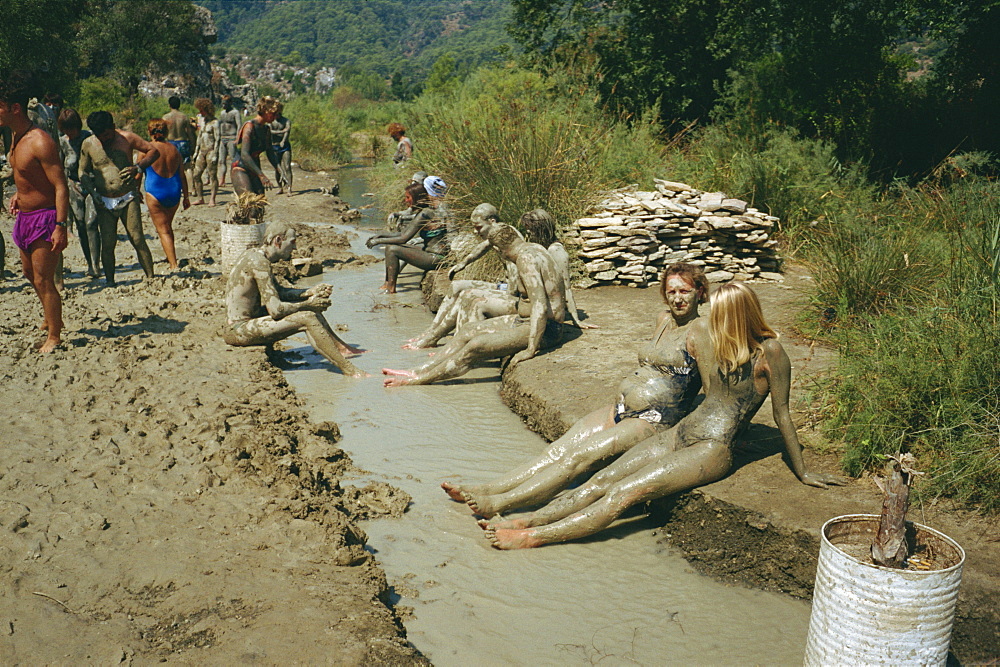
[78, 110, 159, 284]
[0, 73, 69, 353]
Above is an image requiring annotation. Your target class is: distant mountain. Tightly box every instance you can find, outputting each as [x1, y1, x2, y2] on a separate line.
[199, 0, 514, 79]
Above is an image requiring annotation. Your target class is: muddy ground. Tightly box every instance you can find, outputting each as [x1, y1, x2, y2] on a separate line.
[0, 170, 423, 664]
[2, 164, 997, 663]
[502, 267, 1000, 663]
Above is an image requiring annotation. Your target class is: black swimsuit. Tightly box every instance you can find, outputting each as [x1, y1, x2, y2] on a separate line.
[614, 348, 701, 425]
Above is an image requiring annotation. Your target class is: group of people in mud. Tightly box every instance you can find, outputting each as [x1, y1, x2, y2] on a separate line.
[221, 178, 845, 550]
[0, 68, 295, 354]
[4, 69, 841, 550]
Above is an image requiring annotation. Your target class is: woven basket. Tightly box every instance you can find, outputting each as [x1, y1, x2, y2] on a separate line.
[220, 222, 265, 273]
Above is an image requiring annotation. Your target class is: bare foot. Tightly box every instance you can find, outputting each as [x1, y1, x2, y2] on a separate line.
[382, 368, 416, 378]
[338, 343, 365, 356]
[383, 375, 412, 388]
[479, 516, 530, 531]
[192, 199, 205, 206]
[441, 481, 466, 502]
[209, 199, 217, 206]
[485, 526, 541, 550]
[466, 492, 499, 518]
[38, 334, 61, 354]
[350, 370, 372, 379]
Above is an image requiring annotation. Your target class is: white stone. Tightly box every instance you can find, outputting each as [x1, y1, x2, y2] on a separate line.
[653, 179, 693, 192]
[583, 237, 620, 250]
[585, 260, 614, 272]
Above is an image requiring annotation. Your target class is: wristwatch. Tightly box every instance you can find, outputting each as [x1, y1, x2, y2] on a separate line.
[54, 220, 67, 227]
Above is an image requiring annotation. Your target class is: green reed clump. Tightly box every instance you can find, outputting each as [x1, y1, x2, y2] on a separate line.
[283, 94, 355, 169]
[819, 178, 1000, 509]
[370, 66, 671, 279]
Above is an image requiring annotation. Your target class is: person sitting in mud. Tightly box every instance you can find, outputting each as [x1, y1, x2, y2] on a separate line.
[191, 97, 220, 207]
[405, 207, 592, 350]
[223, 220, 368, 378]
[442, 262, 708, 516]
[385, 171, 428, 232]
[365, 181, 447, 294]
[479, 282, 847, 550]
[232, 96, 279, 196]
[78, 110, 159, 285]
[381, 205, 567, 386]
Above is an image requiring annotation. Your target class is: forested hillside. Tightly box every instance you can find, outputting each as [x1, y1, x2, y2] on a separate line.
[201, 0, 514, 84]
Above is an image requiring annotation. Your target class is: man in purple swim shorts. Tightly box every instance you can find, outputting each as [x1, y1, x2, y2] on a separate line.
[13, 207, 61, 251]
[0, 71, 69, 354]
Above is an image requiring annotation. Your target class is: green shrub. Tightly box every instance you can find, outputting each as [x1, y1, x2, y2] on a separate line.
[661, 121, 874, 247]
[820, 178, 1000, 510]
[283, 94, 355, 168]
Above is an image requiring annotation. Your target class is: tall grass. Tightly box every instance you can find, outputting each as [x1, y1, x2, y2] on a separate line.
[817, 178, 1000, 510]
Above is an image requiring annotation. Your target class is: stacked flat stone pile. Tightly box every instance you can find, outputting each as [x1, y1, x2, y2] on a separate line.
[566, 179, 783, 286]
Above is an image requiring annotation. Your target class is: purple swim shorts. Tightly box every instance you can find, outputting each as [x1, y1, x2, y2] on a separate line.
[13, 207, 58, 252]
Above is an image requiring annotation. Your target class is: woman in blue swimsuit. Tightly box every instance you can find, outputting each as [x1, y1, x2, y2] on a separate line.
[142, 119, 189, 270]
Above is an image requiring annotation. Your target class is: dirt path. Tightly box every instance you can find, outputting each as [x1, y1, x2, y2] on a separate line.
[500, 266, 1000, 663]
[0, 170, 424, 663]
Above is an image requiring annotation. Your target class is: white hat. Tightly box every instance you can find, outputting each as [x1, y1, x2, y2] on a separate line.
[423, 175, 448, 198]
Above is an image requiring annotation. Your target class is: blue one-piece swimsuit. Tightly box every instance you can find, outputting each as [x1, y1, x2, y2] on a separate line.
[144, 166, 182, 208]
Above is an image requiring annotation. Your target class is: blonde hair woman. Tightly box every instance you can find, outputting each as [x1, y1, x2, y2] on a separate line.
[482, 282, 846, 549]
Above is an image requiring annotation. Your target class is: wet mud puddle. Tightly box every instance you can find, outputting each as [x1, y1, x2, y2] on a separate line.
[282, 168, 812, 665]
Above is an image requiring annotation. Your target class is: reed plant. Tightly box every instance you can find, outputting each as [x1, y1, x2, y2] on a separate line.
[818, 177, 1000, 510]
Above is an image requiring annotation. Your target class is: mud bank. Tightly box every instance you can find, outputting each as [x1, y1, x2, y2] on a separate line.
[0, 173, 424, 663]
[499, 267, 1000, 663]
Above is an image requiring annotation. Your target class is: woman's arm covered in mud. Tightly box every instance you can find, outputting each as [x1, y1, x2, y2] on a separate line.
[366, 211, 430, 248]
[764, 339, 847, 489]
[447, 239, 491, 279]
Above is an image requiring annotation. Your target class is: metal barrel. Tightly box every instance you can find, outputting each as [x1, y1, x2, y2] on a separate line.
[804, 514, 965, 666]
[220, 221, 266, 272]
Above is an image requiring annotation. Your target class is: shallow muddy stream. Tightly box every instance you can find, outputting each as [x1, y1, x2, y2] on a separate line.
[281, 166, 811, 665]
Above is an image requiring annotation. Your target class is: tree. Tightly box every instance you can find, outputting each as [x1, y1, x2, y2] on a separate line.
[75, 0, 205, 96]
[0, 0, 87, 94]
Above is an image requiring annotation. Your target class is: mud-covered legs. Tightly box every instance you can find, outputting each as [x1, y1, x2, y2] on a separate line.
[486, 439, 732, 549]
